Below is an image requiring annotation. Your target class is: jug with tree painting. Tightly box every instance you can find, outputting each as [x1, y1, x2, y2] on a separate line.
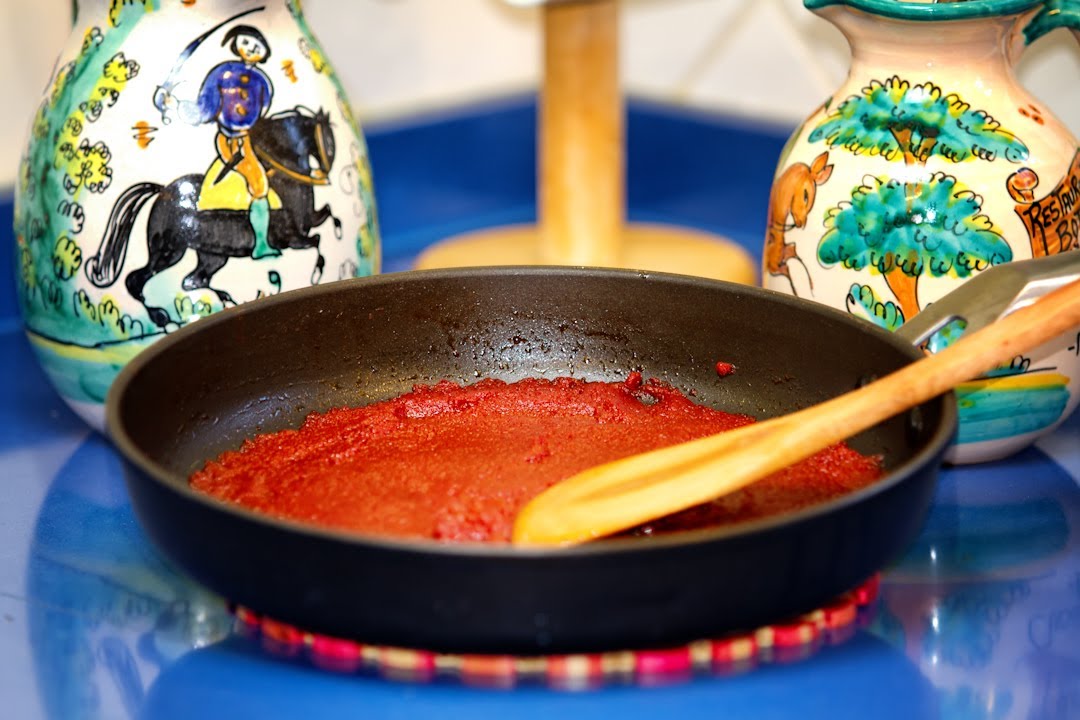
[763, 0, 1079, 463]
[13, 0, 380, 432]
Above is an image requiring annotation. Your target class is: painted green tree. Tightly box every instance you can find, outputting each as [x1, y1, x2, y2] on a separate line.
[821, 173, 1012, 321]
[810, 76, 1027, 322]
[15, 5, 150, 344]
[810, 76, 1029, 167]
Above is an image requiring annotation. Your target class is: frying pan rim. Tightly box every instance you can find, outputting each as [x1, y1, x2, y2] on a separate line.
[106, 265, 958, 558]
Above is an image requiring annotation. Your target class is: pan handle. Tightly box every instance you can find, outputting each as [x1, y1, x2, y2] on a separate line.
[894, 253, 1080, 347]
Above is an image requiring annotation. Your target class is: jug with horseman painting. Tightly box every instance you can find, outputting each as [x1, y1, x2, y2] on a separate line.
[13, 0, 380, 431]
[763, 0, 1079, 463]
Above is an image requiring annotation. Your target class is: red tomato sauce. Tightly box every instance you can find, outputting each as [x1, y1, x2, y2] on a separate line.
[190, 375, 883, 543]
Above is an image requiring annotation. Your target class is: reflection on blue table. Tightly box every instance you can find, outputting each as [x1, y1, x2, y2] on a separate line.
[22, 419, 1080, 719]
[138, 632, 935, 720]
[870, 445, 1080, 720]
[27, 433, 230, 720]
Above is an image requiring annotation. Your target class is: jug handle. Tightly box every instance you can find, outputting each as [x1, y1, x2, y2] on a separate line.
[1023, 0, 1080, 45]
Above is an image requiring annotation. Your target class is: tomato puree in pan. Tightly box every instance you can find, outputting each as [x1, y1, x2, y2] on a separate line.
[190, 373, 883, 543]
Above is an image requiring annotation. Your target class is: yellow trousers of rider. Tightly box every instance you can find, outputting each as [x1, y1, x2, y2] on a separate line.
[216, 132, 278, 258]
[216, 133, 269, 200]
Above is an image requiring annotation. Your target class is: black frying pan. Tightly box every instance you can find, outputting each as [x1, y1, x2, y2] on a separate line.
[106, 267, 955, 655]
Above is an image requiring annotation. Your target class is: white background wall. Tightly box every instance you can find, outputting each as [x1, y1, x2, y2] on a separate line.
[2, 0, 1078, 189]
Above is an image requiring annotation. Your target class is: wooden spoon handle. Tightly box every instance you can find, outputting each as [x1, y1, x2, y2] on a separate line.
[513, 278, 1080, 545]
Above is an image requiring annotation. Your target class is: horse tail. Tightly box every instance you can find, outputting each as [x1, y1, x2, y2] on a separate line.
[85, 182, 162, 288]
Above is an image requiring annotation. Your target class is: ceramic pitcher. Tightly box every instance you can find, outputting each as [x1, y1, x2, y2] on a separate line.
[763, 0, 1079, 463]
[13, 0, 380, 431]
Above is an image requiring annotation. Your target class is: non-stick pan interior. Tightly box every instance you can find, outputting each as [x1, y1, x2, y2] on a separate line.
[117, 267, 936, 474]
[108, 267, 955, 654]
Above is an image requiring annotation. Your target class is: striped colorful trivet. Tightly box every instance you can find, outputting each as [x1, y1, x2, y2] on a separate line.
[235, 575, 879, 689]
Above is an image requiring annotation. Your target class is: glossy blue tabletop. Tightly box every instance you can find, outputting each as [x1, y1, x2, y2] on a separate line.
[2, 98, 1078, 720]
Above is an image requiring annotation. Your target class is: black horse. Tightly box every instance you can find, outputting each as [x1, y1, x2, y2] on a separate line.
[85, 106, 342, 328]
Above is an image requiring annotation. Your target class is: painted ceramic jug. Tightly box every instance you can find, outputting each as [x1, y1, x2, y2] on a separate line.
[763, 0, 1079, 463]
[13, 0, 380, 432]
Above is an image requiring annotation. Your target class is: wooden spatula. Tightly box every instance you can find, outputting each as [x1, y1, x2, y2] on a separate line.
[512, 271, 1080, 546]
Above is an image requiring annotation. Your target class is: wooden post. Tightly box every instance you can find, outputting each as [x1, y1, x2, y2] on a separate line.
[539, 0, 622, 266]
[413, 0, 756, 286]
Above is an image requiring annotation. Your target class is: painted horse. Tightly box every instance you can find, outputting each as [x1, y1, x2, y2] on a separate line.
[85, 106, 342, 327]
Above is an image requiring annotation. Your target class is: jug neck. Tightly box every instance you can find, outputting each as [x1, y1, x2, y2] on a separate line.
[817, 5, 1027, 79]
[73, 0, 273, 25]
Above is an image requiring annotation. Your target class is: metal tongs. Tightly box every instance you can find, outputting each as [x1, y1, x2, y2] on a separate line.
[896, 252, 1080, 346]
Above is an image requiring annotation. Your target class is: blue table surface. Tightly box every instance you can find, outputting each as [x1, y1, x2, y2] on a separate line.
[2, 97, 1078, 720]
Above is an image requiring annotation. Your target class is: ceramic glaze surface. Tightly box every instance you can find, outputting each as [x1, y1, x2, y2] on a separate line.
[764, 0, 1080, 464]
[13, 0, 380, 431]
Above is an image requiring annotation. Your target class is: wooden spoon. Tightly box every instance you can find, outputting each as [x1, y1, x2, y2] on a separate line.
[512, 276, 1080, 546]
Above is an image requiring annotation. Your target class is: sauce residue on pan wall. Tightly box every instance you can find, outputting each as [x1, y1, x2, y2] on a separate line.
[190, 374, 883, 543]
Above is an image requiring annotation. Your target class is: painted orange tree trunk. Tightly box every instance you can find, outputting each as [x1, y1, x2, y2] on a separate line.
[883, 265, 921, 322]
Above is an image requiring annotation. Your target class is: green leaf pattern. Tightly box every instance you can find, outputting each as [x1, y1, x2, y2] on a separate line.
[819, 173, 1013, 279]
[809, 76, 1029, 165]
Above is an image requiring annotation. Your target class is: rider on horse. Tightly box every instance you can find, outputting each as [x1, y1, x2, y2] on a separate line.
[159, 24, 279, 259]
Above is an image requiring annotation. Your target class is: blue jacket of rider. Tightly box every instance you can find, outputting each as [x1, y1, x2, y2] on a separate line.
[182, 60, 273, 136]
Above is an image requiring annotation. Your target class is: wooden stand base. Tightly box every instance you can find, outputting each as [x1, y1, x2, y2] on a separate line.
[413, 223, 758, 284]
